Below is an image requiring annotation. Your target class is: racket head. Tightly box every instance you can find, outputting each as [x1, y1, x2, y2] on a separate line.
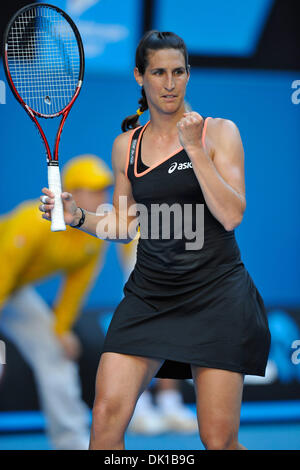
[3, 2, 85, 118]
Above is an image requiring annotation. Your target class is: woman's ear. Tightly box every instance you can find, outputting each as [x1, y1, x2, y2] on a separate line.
[134, 67, 143, 87]
[186, 65, 191, 82]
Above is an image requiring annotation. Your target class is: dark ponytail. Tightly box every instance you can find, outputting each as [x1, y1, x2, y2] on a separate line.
[121, 30, 189, 132]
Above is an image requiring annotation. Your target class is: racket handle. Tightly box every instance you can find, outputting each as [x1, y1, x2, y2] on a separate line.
[47, 163, 66, 232]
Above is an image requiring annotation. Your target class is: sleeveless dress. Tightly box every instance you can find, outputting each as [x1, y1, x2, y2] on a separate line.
[102, 118, 271, 379]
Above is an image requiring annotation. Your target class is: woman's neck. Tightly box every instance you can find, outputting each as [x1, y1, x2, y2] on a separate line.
[147, 107, 185, 141]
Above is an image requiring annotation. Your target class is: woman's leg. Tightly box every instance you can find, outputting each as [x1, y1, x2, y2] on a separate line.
[89, 352, 163, 449]
[191, 366, 246, 450]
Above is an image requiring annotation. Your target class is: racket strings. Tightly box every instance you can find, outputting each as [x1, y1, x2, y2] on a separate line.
[6, 5, 81, 116]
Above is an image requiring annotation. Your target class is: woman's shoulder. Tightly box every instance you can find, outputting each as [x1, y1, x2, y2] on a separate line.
[111, 127, 140, 173]
[112, 127, 139, 150]
[197, 115, 243, 157]
[205, 116, 241, 137]
[202, 116, 244, 163]
[204, 116, 242, 147]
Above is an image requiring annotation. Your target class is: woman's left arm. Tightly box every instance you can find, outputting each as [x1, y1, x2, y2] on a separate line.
[177, 113, 246, 231]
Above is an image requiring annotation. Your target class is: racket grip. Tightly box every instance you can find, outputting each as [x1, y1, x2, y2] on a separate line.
[47, 163, 66, 232]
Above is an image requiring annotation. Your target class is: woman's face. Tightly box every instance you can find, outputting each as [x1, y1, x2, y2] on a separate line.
[135, 48, 189, 115]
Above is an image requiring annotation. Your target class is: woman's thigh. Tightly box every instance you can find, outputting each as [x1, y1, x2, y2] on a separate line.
[191, 366, 244, 447]
[94, 352, 163, 410]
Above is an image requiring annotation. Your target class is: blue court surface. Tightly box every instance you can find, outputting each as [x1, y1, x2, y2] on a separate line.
[0, 423, 299, 451]
[0, 403, 299, 450]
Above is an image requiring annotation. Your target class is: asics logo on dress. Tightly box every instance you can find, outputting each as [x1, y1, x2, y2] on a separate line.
[168, 161, 193, 174]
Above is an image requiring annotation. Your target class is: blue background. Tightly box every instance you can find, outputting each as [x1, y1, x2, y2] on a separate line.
[53, 0, 143, 75]
[154, 0, 275, 56]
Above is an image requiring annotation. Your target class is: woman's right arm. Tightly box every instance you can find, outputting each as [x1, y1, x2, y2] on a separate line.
[39, 132, 139, 243]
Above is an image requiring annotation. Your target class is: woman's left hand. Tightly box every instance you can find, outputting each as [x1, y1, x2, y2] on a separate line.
[177, 112, 204, 151]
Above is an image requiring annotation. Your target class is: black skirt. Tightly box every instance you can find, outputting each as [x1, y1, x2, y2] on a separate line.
[102, 260, 271, 379]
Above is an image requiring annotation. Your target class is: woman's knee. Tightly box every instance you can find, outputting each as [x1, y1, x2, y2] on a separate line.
[92, 393, 134, 432]
[200, 428, 239, 450]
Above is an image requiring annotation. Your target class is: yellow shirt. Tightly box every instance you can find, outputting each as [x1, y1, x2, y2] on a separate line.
[0, 200, 106, 336]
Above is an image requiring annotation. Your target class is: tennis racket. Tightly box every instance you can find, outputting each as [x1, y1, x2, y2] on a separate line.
[3, 3, 85, 231]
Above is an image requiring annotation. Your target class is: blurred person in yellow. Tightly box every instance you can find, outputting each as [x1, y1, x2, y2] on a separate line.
[117, 239, 198, 435]
[0, 154, 113, 450]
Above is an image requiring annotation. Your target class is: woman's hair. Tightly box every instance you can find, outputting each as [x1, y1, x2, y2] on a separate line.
[121, 30, 189, 132]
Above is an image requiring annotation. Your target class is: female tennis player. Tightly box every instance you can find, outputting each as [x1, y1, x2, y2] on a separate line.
[40, 31, 271, 450]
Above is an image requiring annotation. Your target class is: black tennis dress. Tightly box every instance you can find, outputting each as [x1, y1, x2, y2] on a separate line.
[102, 118, 271, 379]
